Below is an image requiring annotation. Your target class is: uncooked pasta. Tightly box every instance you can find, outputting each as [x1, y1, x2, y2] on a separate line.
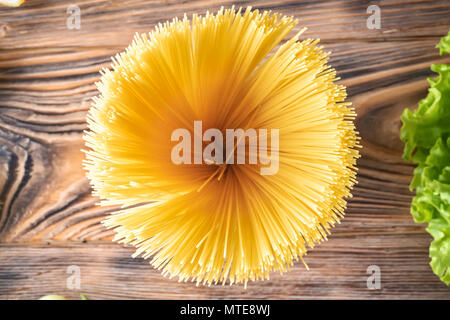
[84, 6, 360, 286]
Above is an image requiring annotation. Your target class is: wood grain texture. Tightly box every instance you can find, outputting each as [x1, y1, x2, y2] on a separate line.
[1, 0, 450, 299]
[1, 0, 450, 49]
[1, 236, 448, 300]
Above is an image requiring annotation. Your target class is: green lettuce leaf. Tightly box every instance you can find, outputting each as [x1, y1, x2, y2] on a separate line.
[437, 31, 450, 55]
[428, 217, 450, 285]
[400, 30, 450, 285]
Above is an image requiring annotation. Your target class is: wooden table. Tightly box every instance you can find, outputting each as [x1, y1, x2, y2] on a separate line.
[1, 0, 450, 300]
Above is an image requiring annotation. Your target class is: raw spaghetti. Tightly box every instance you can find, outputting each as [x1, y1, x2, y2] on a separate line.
[84, 7, 360, 286]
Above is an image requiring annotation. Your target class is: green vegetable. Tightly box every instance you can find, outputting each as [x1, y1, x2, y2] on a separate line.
[400, 30, 450, 285]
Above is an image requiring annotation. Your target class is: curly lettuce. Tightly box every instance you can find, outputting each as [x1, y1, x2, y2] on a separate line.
[400, 31, 450, 285]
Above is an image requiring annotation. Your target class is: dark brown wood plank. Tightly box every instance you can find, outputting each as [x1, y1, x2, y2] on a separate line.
[1, 235, 449, 299]
[1, 0, 450, 299]
[1, 40, 449, 243]
[0, 0, 449, 49]
[1, 39, 449, 298]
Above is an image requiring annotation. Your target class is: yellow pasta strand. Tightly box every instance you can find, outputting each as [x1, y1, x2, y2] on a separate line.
[84, 6, 360, 286]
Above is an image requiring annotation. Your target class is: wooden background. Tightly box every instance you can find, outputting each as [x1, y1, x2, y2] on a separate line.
[1, 0, 450, 300]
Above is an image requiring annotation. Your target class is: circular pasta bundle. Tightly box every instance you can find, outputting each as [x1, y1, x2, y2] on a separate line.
[84, 7, 359, 286]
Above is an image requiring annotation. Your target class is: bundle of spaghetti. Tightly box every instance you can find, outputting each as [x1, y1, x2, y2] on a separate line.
[84, 6, 360, 286]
